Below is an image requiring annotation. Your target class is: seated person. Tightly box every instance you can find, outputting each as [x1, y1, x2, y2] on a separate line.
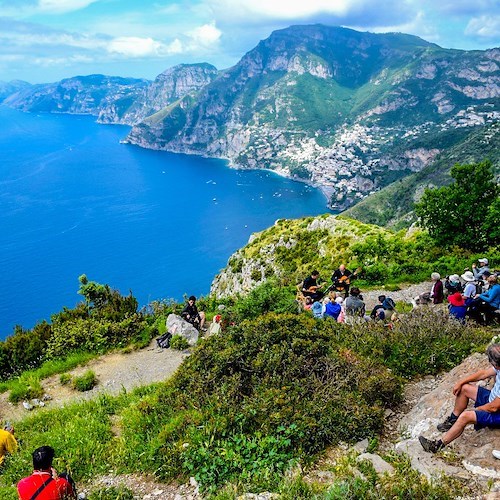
[18, 446, 76, 500]
[461, 270, 478, 306]
[447, 290, 466, 323]
[370, 295, 387, 321]
[331, 264, 353, 296]
[445, 274, 463, 295]
[324, 296, 342, 320]
[0, 422, 17, 466]
[302, 271, 325, 302]
[472, 258, 490, 280]
[419, 344, 500, 454]
[303, 296, 313, 310]
[311, 300, 323, 318]
[207, 315, 222, 336]
[471, 275, 500, 324]
[181, 296, 206, 331]
[344, 287, 366, 322]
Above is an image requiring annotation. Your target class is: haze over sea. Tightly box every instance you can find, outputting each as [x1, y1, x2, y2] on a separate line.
[0, 106, 329, 338]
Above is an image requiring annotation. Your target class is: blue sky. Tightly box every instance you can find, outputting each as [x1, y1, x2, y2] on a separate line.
[1, 0, 499, 83]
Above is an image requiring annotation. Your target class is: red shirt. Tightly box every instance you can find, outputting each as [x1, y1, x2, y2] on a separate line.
[17, 470, 74, 500]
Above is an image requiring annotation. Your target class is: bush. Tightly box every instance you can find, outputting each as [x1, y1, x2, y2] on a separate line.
[8, 375, 44, 403]
[170, 335, 190, 350]
[118, 313, 402, 491]
[59, 373, 72, 385]
[73, 370, 97, 392]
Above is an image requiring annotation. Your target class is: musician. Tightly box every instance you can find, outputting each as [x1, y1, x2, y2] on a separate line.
[331, 264, 353, 296]
[302, 270, 325, 302]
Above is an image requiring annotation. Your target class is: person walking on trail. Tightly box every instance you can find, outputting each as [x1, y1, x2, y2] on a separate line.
[419, 343, 500, 454]
[17, 445, 76, 500]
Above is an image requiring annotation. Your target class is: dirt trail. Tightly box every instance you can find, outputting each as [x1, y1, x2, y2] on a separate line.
[0, 340, 189, 423]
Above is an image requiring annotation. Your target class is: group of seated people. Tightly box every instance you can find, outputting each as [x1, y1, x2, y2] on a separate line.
[419, 257, 500, 324]
[299, 257, 499, 326]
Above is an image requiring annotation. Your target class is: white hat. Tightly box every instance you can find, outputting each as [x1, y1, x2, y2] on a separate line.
[461, 271, 475, 282]
[335, 296, 344, 304]
[479, 258, 489, 264]
[449, 274, 460, 283]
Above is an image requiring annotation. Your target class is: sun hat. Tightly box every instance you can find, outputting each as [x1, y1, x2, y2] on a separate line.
[479, 258, 489, 264]
[448, 293, 465, 307]
[449, 274, 460, 283]
[461, 271, 475, 282]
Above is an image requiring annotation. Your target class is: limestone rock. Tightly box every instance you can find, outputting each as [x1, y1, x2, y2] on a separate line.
[166, 315, 199, 346]
[396, 352, 500, 480]
[357, 453, 395, 475]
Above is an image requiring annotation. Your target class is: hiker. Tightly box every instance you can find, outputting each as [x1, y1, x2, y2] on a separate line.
[471, 275, 500, 324]
[181, 296, 206, 331]
[324, 296, 342, 320]
[0, 422, 17, 466]
[419, 343, 500, 454]
[331, 264, 353, 297]
[447, 289, 467, 323]
[461, 270, 479, 306]
[444, 274, 462, 295]
[344, 287, 366, 323]
[370, 295, 387, 321]
[207, 315, 222, 336]
[17, 445, 76, 499]
[311, 299, 323, 318]
[430, 272, 444, 304]
[472, 258, 490, 280]
[302, 270, 325, 302]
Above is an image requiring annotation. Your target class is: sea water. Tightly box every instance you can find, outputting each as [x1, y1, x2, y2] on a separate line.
[0, 106, 330, 338]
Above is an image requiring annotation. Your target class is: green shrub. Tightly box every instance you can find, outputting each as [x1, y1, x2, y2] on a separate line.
[72, 370, 97, 392]
[8, 375, 44, 403]
[59, 373, 72, 385]
[170, 335, 190, 350]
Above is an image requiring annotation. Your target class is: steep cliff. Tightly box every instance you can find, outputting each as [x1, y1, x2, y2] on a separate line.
[97, 63, 218, 125]
[4, 74, 149, 116]
[127, 25, 500, 210]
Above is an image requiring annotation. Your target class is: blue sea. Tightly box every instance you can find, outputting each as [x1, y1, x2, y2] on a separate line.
[0, 106, 330, 338]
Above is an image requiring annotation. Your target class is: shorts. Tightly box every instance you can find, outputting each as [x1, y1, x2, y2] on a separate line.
[474, 386, 500, 428]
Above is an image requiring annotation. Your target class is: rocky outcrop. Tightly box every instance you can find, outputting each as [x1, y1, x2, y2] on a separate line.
[395, 352, 500, 485]
[98, 63, 218, 125]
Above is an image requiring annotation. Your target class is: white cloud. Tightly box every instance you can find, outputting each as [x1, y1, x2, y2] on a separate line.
[465, 15, 500, 40]
[107, 36, 184, 57]
[188, 22, 221, 47]
[37, 0, 99, 14]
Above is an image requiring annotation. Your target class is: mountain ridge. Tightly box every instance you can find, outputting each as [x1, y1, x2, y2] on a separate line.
[2, 24, 499, 217]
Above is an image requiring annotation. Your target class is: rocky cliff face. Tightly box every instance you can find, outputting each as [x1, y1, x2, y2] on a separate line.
[126, 26, 500, 210]
[97, 63, 218, 125]
[4, 74, 149, 116]
[3, 64, 218, 127]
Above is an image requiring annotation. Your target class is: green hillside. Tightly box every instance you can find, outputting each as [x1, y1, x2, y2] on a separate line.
[343, 122, 500, 228]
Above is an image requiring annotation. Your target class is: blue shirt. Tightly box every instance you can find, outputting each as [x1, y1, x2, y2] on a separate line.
[479, 283, 500, 310]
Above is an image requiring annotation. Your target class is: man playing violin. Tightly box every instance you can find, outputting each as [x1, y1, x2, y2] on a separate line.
[302, 270, 325, 302]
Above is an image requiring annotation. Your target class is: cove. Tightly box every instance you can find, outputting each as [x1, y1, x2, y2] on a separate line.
[0, 106, 330, 337]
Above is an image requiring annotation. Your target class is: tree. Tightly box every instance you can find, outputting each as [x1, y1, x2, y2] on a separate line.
[414, 160, 499, 251]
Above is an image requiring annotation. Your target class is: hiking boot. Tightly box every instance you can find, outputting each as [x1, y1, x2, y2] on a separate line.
[437, 415, 457, 432]
[419, 435, 444, 453]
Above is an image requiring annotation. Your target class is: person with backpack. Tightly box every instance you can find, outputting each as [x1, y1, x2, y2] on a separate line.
[461, 271, 479, 306]
[17, 446, 76, 500]
[370, 295, 387, 321]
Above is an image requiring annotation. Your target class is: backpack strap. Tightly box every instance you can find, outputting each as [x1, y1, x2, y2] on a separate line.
[29, 475, 54, 500]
